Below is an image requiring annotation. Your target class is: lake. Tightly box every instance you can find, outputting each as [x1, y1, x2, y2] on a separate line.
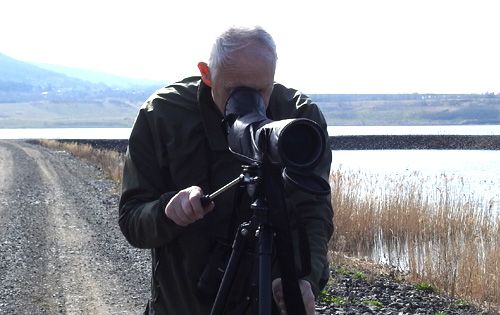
[327, 124, 500, 136]
[1, 125, 498, 211]
[1, 125, 499, 139]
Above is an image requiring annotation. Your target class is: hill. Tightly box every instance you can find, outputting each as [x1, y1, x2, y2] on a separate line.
[314, 93, 500, 125]
[0, 52, 498, 127]
[0, 53, 163, 127]
[0, 52, 160, 103]
[35, 63, 165, 89]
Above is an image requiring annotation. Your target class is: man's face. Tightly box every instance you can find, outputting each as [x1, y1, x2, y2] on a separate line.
[210, 45, 276, 114]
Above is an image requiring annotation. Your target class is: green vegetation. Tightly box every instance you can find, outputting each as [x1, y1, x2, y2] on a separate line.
[415, 282, 436, 293]
[363, 299, 384, 308]
[353, 271, 366, 281]
[335, 267, 351, 276]
[453, 299, 470, 308]
[318, 290, 346, 305]
[334, 267, 366, 281]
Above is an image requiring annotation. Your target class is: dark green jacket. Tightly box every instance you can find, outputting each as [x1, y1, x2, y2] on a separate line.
[119, 77, 333, 314]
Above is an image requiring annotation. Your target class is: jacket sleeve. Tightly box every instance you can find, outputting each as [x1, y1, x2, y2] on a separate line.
[118, 105, 185, 249]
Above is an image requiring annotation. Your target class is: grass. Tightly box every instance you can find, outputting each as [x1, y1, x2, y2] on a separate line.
[415, 281, 436, 293]
[38, 140, 499, 311]
[318, 290, 346, 305]
[334, 267, 366, 280]
[363, 299, 384, 308]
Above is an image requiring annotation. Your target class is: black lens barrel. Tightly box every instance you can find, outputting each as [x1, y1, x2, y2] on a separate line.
[224, 87, 325, 170]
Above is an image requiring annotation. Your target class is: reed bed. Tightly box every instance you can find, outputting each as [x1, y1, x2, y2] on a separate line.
[330, 169, 499, 309]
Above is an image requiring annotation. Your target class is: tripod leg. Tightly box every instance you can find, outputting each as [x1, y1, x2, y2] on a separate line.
[210, 223, 250, 315]
[258, 223, 273, 315]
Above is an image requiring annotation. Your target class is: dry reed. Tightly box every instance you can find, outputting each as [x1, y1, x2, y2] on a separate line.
[330, 169, 499, 309]
[39, 140, 125, 184]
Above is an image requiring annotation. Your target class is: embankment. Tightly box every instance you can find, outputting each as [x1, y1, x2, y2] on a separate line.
[53, 135, 500, 152]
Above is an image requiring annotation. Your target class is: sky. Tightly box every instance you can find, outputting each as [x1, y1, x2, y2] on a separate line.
[1, 0, 499, 94]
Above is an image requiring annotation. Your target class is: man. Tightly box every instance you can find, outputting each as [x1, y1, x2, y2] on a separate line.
[119, 26, 333, 315]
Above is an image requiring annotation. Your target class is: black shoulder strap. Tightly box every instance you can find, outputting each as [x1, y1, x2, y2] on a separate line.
[263, 161, 307, 315]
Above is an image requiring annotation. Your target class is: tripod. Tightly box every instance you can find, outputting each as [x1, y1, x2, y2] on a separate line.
[203, 162, 308, 315]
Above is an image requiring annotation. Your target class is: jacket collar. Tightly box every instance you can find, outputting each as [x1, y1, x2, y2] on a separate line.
[197, 80, 228, 151]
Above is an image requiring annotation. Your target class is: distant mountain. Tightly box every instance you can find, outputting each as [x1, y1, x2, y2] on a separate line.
[0, 52, 161, 102]
[35, 63, 165, 89]
[0, 52, 91, 101]
[0, 52, 69, 83]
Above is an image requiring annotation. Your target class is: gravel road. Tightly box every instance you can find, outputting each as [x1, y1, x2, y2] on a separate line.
[0, 140, 150, 314]
[0, 140, 493, 315]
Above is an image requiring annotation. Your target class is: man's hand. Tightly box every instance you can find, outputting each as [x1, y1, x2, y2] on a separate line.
[165, 186, 215, 226]
[272, 278, 315, 315]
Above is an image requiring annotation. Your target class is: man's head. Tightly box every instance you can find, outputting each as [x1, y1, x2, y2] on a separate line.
[198, 26, 278, 113]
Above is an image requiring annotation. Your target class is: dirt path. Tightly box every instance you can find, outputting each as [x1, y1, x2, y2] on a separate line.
[0, 140, 150, 314]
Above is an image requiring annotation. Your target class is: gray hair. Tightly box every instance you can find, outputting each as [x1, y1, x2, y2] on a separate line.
[208, 26, 278, 81]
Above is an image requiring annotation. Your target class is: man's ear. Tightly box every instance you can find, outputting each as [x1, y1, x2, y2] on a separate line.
[197, 62, 212, 87]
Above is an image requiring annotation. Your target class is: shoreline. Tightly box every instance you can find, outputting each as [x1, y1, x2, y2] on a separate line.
[51, 135, 500, 152]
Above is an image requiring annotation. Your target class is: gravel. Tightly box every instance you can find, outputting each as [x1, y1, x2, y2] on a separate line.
[316, 268, 494, 315]
[0, 140, 495, 314]
[0, 140, 150, 314]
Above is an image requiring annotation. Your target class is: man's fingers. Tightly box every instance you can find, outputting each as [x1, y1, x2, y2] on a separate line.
[165, 186, 215, 226]
[272, 278, 287, 314]
[178, 195, 196, 224]
[273, 279, 315, 315]
[187, 189, 209, 219]
[298, 280, 315, 315]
